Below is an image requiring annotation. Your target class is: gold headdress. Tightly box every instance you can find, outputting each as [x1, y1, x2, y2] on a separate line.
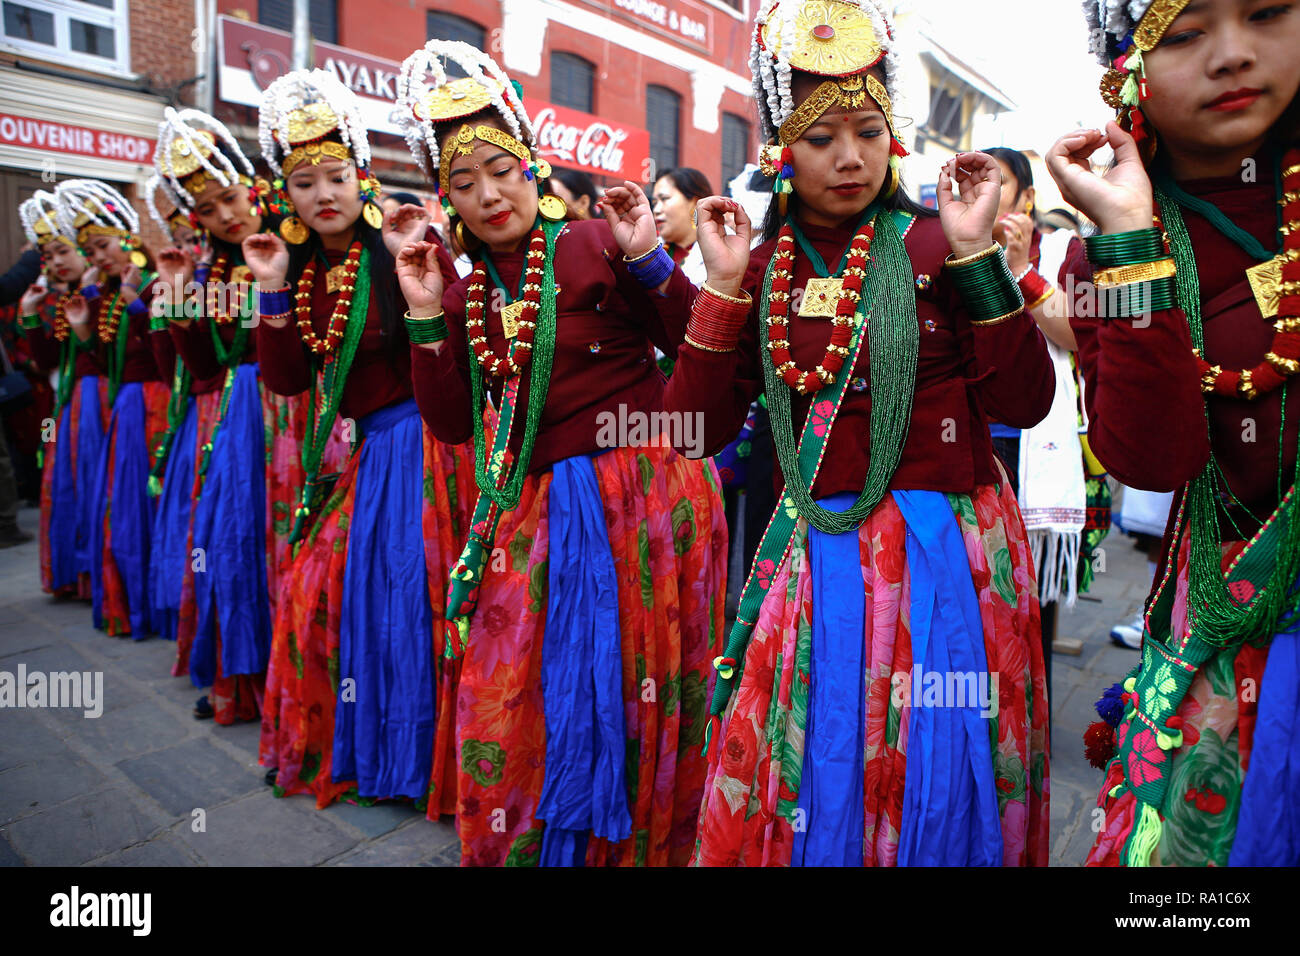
[1088, 0, 1193, 146]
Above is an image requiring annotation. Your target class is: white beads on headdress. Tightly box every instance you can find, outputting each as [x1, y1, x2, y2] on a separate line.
[395, 40, 535, 184]
[1085, 0, 1157, 63]
[143, 173, 180, 237]
[54, 178, 140, 239]
[18, 189, 68, 245]
[153, 107, 255, 214]
[750, 0, 902, 141]
[257, 68, 373, 178]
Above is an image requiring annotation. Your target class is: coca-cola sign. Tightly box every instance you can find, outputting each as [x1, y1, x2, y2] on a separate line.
[524, 100, 650, 182]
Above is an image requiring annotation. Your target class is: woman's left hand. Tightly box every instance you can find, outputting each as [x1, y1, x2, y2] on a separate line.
[598, 181, 659, 260]
[999, 212, 1034, 276]
[119, 263, 143, 303]
[938, 151, 1002, 258]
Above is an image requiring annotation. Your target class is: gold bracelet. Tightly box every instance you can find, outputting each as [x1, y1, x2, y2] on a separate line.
[700, 283, 752, 307]
[969, 305, 1025, 327]
[623, 239, 664, 265]
[403, 310, 446, 323]
[684, 332, 735, 353]
[1092, 258, 1176, 288]
[945, 243, 1002, 268]
[1024, 285, 1055, 311]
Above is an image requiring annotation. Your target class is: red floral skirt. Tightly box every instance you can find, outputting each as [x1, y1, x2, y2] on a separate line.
[453, 444, 727, 866]
[692, 481, 1050, 866]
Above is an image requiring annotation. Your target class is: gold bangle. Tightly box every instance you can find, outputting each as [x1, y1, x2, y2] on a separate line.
[1092, 258, 1176, 288]
[623, 239, 664, 265]
[700, 283, 752, 307]
[684, 332, 735, 354]
[1024, 285, 1055, 311]
[945, 243, 1002, 268]
[403, 311, 446, 323]
[969, 305, 1025, 327]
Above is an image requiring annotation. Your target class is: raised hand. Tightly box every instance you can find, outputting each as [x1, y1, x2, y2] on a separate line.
[395, 240, 445, 317]
[999, 212, 1035, 276]
[119, 263, 144, 302]
[1047, 123, 1153, 234]
[19, 280, 47, 317]
[938, 151, 1002, 258]
[694, 196, 752, 297]
[242, 233, 290, 288]
[156, 245, 195, 289]
[383, 203, 431, 257]
[598, 181, 660, 260]
[79, 264, 100, 293]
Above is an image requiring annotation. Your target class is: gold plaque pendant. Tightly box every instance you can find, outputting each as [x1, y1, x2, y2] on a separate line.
[1246, 256, 1283, 319]
[500, 300, 526, 339]
[325, 263, 350, 295]
[797, 277, 845, 318]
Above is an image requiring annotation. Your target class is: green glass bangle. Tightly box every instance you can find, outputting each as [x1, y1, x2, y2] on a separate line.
[947, 250, 1024, 325]
[149, 312, 169, 332]
[19, 313, 43, 332]
[1097, 276, 1178, 319]
[1084, 228, 1164, 269]
[405, 312, 448, 345]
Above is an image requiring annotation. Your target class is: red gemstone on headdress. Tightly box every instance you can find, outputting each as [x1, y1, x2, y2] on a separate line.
[812, 24, 835, 40]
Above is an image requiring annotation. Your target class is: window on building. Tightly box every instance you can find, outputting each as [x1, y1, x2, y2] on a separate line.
[0, 0, 129, 73]
[721, 112, 750, 189]
[426, 12, 486, 78]
[260, 0, 338, 44]
[551, 52, 594, 114]
[645, 85, 680, 180]
[926, 83, 964, 145]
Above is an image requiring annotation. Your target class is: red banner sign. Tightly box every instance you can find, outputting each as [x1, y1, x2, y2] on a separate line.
[524, 100, 650, 182]
[0, 113, 155, 163]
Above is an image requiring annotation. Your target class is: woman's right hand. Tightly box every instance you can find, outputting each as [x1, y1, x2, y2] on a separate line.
[79, 264, 100, 293]
[242, 233, 289, 288]
[383, 204, 431, 258]
[694, 196, 752, 297]
[1046, 123, 1153, 234]
[395, 240, 445, 317]
[156, 245, 195, 290]
[19, 281, 46, 316]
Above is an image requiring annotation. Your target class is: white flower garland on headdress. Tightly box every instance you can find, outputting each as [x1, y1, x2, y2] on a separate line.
[54, 178, 140, 240]
[750, 0, 902, 141]
[153, 107, 255, 214]
[257, 68, 372, 178]
[18, 189, 69, 245]
[1084, 1, 1164, 63]
[395, 39, 534, 183]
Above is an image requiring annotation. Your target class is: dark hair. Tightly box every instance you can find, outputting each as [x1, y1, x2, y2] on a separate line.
[193, 140, 279, 260]
[654, 167, 713, 201]
[983, 146, 1033, 197]
[549, 167, 599, 208]
[384, 190, 423, 207]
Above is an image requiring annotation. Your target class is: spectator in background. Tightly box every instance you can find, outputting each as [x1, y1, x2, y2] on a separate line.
[548, 167, 599, 220]
[651, 167, 711, 284]
[0, 246, 41, 547]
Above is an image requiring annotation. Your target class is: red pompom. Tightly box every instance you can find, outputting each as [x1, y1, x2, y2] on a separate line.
[1084, 720, 1117, 770]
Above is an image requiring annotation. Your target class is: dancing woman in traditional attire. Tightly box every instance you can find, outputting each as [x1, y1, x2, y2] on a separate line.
[244, 69, 474, 809]
[16, 190, 104, 600]
[393, 40, 727, 865]
[666, 0, 1054, 866]
[55, 179, 167, 638]
[1050, 0, 1300, 866]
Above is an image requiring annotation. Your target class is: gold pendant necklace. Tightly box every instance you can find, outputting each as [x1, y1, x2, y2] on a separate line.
[798, 276, 846, 318]
[325, 262, 350, 295]
[1245, 256, 1285, 318]
[500, 300, 525, 339]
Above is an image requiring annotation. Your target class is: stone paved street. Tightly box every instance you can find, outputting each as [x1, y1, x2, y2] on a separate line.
[0, 493, 1152, 867]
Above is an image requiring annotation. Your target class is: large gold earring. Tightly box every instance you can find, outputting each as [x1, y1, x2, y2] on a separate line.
[883, 161, 900, 200]
[280, 216, 308, 245]
[538, 194, 567, 221]
[455, 219, 481, 253]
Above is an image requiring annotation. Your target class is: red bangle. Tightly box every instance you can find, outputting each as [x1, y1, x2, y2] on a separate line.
[1017, 269, 1052, 310]
[686, 285, 750, 353]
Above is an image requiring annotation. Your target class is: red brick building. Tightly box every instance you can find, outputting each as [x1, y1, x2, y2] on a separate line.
[212, 0, 758, 196]
[0, 0, 199, 260]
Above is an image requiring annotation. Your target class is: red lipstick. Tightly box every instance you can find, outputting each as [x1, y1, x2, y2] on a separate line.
[1206, 88, 1263, 112]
